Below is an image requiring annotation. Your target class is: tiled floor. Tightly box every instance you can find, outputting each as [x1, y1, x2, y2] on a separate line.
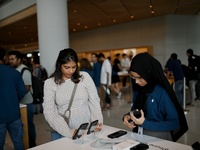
[4, 86, 200, 149]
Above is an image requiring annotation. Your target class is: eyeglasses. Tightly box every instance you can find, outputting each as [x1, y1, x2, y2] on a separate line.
[130, 74, 143, 80]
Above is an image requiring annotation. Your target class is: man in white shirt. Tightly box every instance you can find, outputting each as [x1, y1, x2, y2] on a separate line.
[98, 53, 112, 110]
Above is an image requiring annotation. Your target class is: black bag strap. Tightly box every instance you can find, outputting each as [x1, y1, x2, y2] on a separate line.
[63, 84, 78, 117]
[21, 67, 31, 76]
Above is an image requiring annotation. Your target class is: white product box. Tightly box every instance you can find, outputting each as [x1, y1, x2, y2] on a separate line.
[112, 140, 140, 150]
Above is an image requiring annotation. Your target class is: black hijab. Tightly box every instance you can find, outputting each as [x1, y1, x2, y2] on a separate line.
[130, 53, 188, 142]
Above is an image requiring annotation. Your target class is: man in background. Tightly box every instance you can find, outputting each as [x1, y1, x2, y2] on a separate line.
[186, 49, 200, 105]
[91, 53, 101, 95]
[165, 53, 184, 107]
[121, 53, 130, 88]
[0, 48, 26, 150]
[32, 56, 48, 114]
[98, 53, 112, 110]
[9, 50, 37, 148]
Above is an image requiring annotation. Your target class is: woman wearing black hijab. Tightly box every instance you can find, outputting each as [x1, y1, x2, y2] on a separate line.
[123, 53, 188, 141]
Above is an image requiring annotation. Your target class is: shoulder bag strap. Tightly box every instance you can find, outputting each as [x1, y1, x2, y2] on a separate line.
[64, 83, 78, 117]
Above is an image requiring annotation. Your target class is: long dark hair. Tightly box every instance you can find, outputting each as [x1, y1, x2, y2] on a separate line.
[50, 48, 82, 84]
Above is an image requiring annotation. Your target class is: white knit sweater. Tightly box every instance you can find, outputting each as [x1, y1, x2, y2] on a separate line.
[43, 71, 103, 138]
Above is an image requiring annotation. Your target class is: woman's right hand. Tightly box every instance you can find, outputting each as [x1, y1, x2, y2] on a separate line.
[95, 123, 102, 132]
[123, 115, 136, 129]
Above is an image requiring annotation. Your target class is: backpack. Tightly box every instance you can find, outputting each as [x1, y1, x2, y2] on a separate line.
[195, 55, 200, 73]
[21, 67, 44, 104]
[39, 67, 48, 82]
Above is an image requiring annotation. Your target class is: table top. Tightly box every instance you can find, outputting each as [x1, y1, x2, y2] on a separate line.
[28, 125, 192, 150]
[20, 103, 26, 108]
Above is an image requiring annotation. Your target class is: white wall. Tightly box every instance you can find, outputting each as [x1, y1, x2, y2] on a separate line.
[70, 15, 200, 67]
[165, 15, 200, 65]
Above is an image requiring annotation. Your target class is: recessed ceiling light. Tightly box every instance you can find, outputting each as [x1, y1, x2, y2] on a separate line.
[113, 19, 116, 23]
[130, 16, 134, 19]
[77, 22, 80, 26]
[151, 11, 154, 14]
[97, 23, 101, 26]
[74, 10, 77, 13]
[84, 26, 88, 29]
[73, 28, 76, 31]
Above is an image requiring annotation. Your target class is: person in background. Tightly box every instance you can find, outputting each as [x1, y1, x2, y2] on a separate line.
[111, 53, 122, 99]
[32, 56, 48, 114]
[43, 48, 103, 140]
[0, 48, 26, 150]
[186, 49, 200, 103]
[91, 53, 101, 95]
[121, 53, 130, 88]
[98, 53, 112, 110]
[79, 58, 94, 79]
[123, 53, 188, 141]
[9, 50, 37, 148]
[165, 53, 184, 107]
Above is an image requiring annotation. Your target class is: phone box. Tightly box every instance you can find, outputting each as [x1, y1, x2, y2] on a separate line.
[112, 140, 140, 150]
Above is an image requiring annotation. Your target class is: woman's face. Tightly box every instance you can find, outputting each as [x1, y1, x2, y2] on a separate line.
[130, 71, 147, 86]
[61, 61, 77, 80]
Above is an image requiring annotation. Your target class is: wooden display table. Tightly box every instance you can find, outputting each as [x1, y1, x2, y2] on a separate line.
[20, 104, 29, 149]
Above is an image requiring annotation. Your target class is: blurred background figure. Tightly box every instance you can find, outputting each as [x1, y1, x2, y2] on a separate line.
[165, 53, 184, 108]
[79, 58, 94, 79]
[91, 53, 102, 95]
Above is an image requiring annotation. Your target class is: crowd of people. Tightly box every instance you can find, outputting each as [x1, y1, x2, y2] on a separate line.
[1, 47, 199, 149]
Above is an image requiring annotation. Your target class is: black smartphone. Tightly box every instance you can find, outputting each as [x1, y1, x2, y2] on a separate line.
[107, 130, 127, 139]
[130, 143, 149, 150]
[87, 120, 98, 134]
[72, 123, 89, 140]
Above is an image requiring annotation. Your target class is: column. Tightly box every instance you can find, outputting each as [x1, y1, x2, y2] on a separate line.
[36, 0, 69, 75]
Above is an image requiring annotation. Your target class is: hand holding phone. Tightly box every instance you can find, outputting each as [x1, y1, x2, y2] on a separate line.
[87, 120, 99, 134]
[72, 123, 89, 140]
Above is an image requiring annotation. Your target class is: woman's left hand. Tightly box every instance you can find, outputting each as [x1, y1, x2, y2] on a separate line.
[130, 110, 145, 125]
[95, 123, 102, 132]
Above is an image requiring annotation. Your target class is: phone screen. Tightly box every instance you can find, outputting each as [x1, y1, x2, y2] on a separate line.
[87, 120, 98, 134]
[72, 123, 89, 140]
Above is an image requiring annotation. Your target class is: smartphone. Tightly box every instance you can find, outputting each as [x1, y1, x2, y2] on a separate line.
[87, 120, 98, 134]
[72, 123, 89, 140]
[107, 130, 127, 139]
[130, 143, 149, 150]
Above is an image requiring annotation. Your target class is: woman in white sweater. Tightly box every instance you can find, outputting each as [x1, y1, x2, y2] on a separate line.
[43, 48, 103, 140]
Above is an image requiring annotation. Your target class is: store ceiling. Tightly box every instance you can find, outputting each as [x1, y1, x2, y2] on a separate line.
[0, 0, 200, 52]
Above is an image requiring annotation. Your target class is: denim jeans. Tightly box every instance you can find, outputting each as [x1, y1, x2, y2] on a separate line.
[51, 132, 64, 141]
[26, 103, 37, 148]
[175, 80, 183, 107]
[189, 80, 197, 105]
[0, 119, 24, 150]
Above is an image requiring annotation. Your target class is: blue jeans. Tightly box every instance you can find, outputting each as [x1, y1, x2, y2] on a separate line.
[175, 80, 183, 107]
[51, 132, 64, 141]
[0, 119, 24, 150]
[26, 103, 37, 148]
[189, 80, 197, 105]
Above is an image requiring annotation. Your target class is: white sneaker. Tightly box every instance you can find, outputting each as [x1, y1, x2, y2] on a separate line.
[116, 92, 122, 99]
